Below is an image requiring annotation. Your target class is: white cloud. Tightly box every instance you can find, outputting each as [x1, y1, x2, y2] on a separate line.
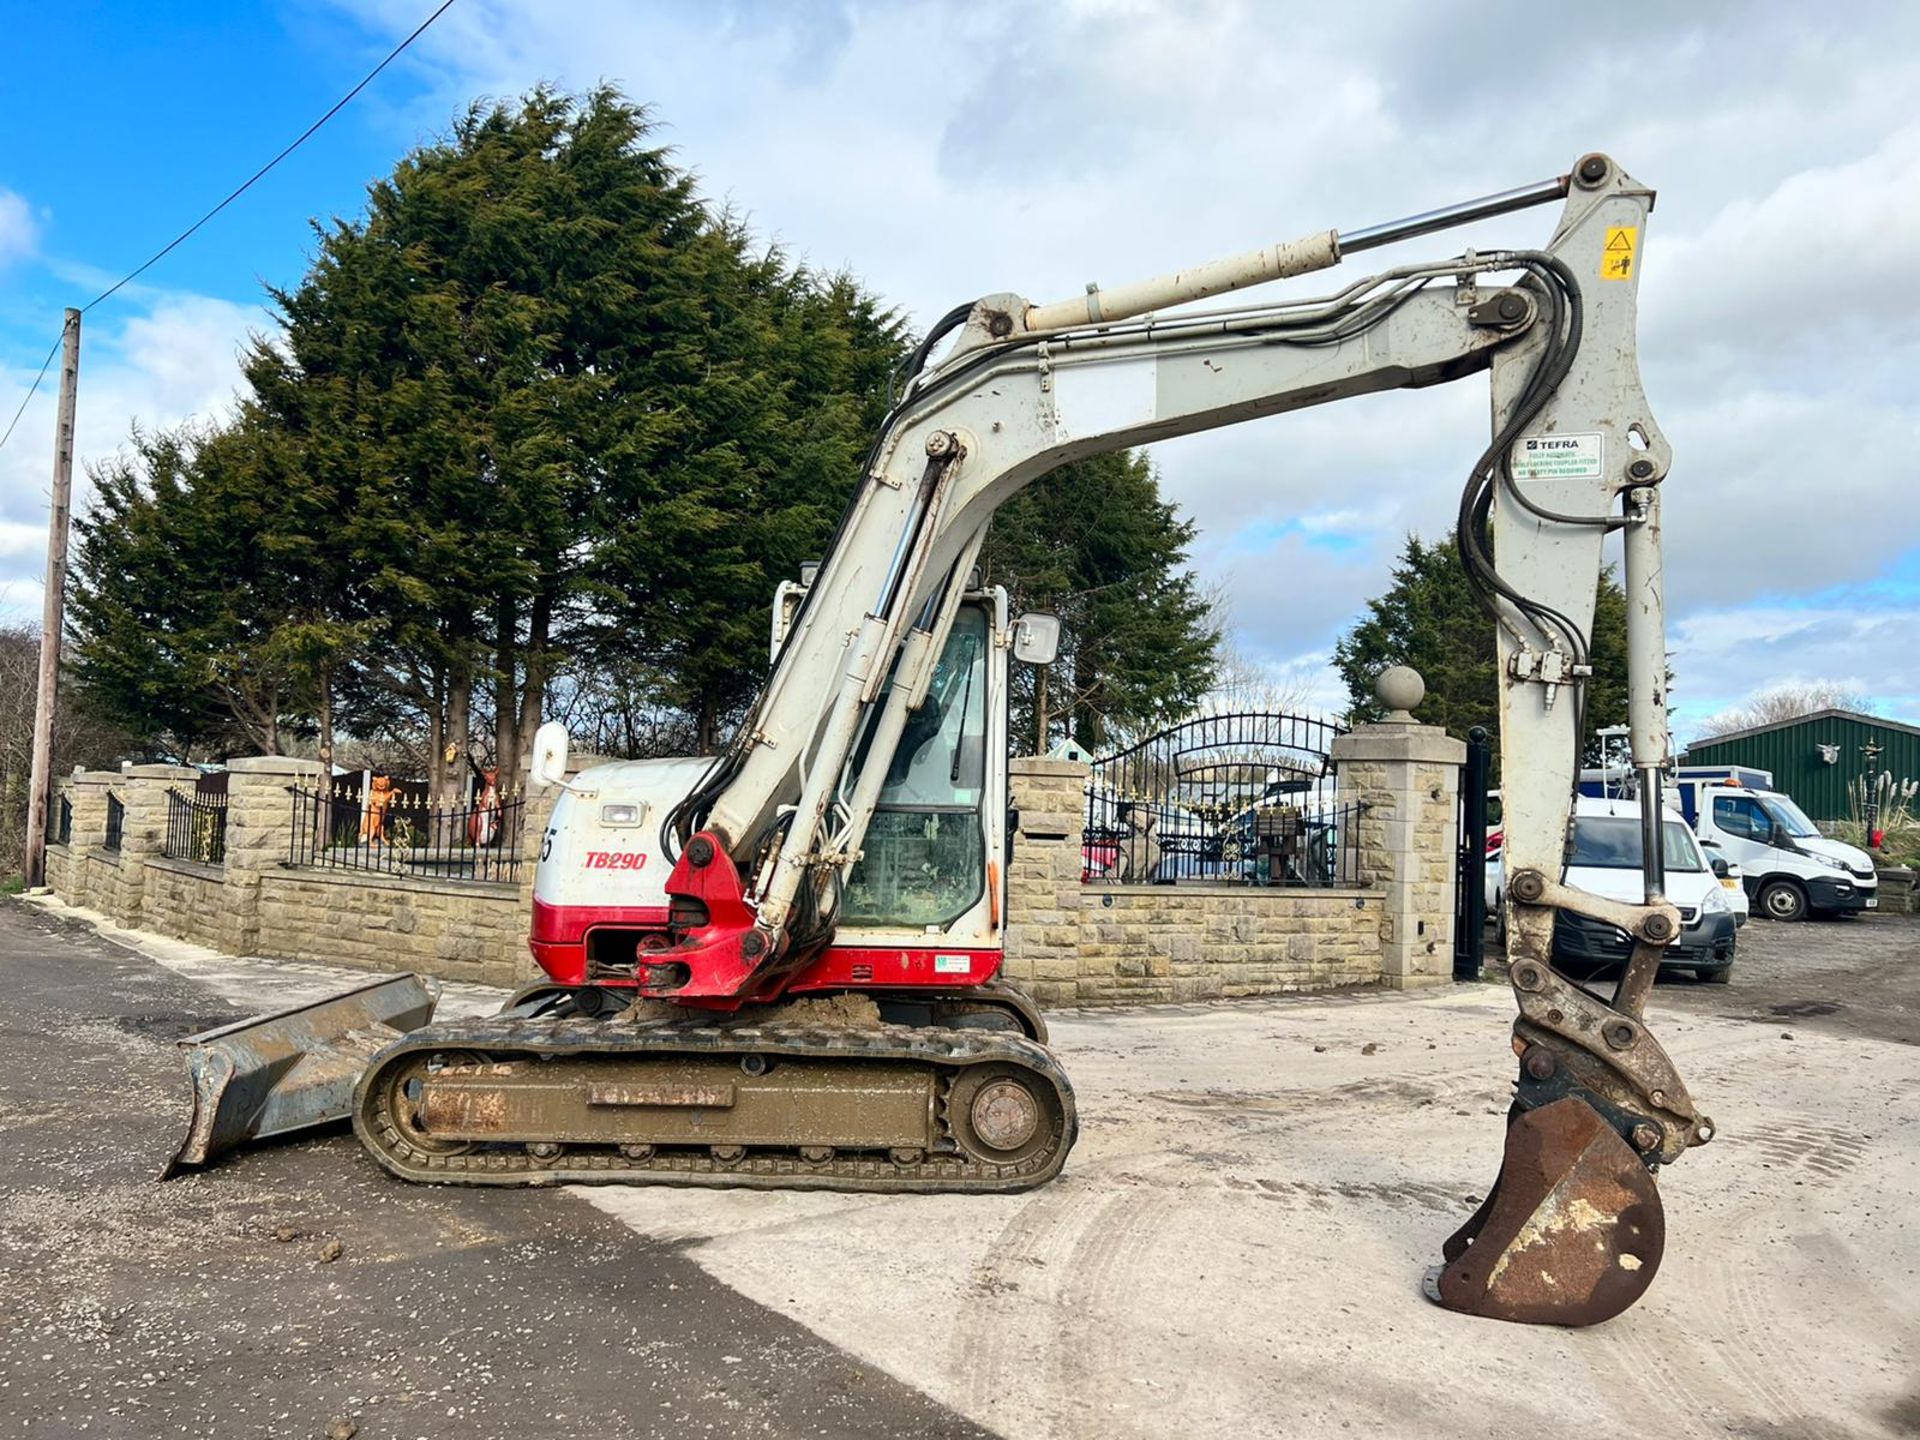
[1668, 600, 1920, 742]
[0, 189, 36, 268]
[0, 292, 271, 615]
[0, 519, 44, 559]
[1646, 124, 1920, 366]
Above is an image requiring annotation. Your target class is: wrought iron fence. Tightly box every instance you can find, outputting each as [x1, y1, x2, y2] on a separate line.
[1083, 794, 1369, 888]
[1081, 710, 1352, 887]
[165, 788, 228, 866]
[104, 793, 124, 852]
[55, 791, 71, 846]
[287, 783, 525, 884]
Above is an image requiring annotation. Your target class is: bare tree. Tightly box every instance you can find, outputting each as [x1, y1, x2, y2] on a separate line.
[1193, 639, 1319, 718]
[1696, 681, 1873, 739]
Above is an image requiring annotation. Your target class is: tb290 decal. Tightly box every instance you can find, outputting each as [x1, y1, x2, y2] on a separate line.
[583, 851, 648, 871]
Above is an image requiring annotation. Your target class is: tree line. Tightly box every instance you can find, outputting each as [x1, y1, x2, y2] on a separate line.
[68, 88, 1218, 791]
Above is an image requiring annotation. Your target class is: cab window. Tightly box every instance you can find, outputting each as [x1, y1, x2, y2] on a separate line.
[1712, 795, 1771, 840]
[840, 606, 989, 929]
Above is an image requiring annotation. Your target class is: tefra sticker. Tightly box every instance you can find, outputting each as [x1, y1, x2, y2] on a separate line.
[1512, 432, 1604, 481]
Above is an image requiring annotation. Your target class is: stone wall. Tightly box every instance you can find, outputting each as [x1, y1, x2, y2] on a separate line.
[1003, 710, 1464, 1007]
[255, 868, 534, 989]
[1875, 866, 1917, 915]
[47, 709, 1468, 1008]
[48, 757, 563, 992]
[142, 858, 227, 952]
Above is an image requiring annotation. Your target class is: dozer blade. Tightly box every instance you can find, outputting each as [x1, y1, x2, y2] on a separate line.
[1426, 1096, 1664, 1327]
[163, 974, 439, 1177]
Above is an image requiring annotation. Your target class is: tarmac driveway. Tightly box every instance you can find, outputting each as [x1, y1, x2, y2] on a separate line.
[0, 899, 990, 1440]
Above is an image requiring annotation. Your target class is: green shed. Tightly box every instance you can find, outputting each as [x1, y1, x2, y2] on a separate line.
[1679, 709, 1920, 822]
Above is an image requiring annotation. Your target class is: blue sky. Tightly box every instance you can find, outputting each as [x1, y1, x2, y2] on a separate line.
[0, 4, 436, 315]
[2, 0, 1917, 741]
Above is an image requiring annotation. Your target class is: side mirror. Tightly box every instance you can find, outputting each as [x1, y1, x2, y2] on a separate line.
[1012, 612, 1061, 666]
[1710, 856, 1730, 879]
[529, 720, 571, 790]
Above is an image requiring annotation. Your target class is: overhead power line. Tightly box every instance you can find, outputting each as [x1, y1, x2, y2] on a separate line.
[0, 336, 63, 457]
[0, 0, 458, 456]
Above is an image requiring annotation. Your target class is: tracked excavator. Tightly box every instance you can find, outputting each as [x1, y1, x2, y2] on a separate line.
[175, 153, 1710, 1327]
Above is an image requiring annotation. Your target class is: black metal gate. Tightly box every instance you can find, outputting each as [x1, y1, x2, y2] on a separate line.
[1453, 725, 1492, 978]
[1082, 711, 1354, 887]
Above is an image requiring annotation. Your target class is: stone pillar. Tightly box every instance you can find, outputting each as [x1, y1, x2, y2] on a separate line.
[43, 771, 74, 898]
[113, 764, 199, 927]
[1002, 757, 1090, 1007]
[1331, 667, 1465, 989]
[223, 755, 324, 956]
[60, 768, 118, 907]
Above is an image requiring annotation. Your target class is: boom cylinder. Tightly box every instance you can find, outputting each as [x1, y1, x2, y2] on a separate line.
[1021, 172, 1569, 334]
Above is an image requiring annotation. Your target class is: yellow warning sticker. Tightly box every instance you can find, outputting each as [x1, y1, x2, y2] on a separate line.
[1600, 226, 1638, 281]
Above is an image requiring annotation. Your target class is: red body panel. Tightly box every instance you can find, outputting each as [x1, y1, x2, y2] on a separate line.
[787, 946, 1002, 993]
[528, 898, 669, 987]
[528, 894, 1004, 997]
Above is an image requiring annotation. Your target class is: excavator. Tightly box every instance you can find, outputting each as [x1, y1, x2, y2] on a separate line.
[171, 153, 1710, 1328]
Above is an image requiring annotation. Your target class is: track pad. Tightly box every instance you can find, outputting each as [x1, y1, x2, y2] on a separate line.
[1426, 1096, 1663, 1326]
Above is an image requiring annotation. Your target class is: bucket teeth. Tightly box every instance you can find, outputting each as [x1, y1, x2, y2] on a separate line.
[1426, 1096, 1664, 1327]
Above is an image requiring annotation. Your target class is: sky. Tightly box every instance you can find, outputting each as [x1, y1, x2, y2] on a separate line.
[1, 0, 1917, 741]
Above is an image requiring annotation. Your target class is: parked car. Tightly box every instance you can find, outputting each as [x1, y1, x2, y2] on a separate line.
[1488, 797, 1738, 983]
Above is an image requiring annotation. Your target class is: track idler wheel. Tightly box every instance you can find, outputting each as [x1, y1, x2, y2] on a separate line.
[947, 1064, 1060, 1167]
[1426, 1096, 1664, 1327]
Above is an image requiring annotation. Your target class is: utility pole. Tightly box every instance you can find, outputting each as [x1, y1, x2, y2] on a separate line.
[24, 309, 81, 890]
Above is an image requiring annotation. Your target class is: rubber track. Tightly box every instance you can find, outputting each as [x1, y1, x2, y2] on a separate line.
[352, 1015, 1078, 1194]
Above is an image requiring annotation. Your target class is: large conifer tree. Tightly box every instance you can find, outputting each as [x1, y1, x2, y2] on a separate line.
[1331, 529, 1629, 756]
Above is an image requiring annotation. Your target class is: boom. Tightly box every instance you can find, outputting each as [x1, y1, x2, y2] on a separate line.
[644, 153, 1710, 1322]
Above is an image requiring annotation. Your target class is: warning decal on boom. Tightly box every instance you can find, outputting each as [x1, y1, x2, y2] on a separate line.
[1600, 226, 1637, 280]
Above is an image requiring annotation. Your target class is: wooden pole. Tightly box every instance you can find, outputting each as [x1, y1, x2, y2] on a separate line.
[24, 308, 81, 890]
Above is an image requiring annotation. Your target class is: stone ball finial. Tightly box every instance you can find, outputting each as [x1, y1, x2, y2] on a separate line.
[1374, 665, 1425, 721]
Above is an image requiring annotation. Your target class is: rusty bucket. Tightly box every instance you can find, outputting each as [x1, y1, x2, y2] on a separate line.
[1426, 1096, 1664, 1326]
[163, 974, 439, 1177]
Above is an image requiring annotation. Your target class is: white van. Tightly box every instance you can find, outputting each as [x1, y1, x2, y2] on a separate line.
[1672, 769, 1877, 922]
[1492, 796, 1738, 984]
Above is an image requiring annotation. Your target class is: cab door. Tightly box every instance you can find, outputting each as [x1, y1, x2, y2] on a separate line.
[817, 595, 1008, 989]
[1705, 791, 1774, 875]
